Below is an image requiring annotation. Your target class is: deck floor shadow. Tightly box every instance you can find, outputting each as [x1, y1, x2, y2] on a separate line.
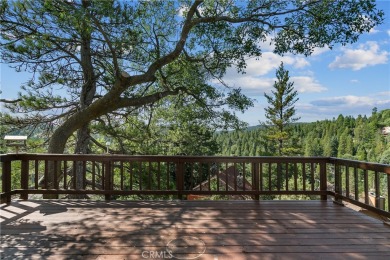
[1, 200, 390, 259]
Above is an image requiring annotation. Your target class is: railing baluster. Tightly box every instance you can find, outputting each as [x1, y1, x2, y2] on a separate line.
[82, 160, 86, 190]
[387, 174, 390, 212]
[199, 163, 203, 192]
[54, 160, 59, 190]
[294, 163, 298, 191]
[364, 170, 369, 205]
[259, 163, 263, 192]
[120, 161, 124, 191]
[268, 163, 272, 191]
[176, 162, 184, 200]
[310, 163, 315, 191]
[243, 162, 246, 191]
[166, 162, 169, 191]
[334, 163, 342, 203]
[302, 163, 306, 191]
[345, 166, 350, 199]
[63, 161, 68, 190]
[34, 160, 39, 190]
[374, 171, 380, 209]
[207, 163, 211, 191]
[234, 162, 237, 191]
[101, 161, 105, 189]
[44, 160, 49, 189]
[215, 163, 218, 191]
[72, 161, 76, 190]
[1, 160, 11, 204]
[277, 163, 281, 191]
[285, 163, 289, 191]
[242, 163, 246, 191]
[130, 162, 133, 191]
[157, 162, 161, 190]
[354, 167, 358, 201]
[105, 161, 111, 201]
[225, 162, 228, 192]
[253, 162, 259, 200]
[320, 162, 327, 201]
[148, 161, 152, 190]
[91, 161, 95, 190]
[190, 163, 193, 190]
[139, 162, 142, 191]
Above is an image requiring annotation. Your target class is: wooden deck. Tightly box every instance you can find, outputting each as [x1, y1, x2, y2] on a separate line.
[1, 200, 390, 259]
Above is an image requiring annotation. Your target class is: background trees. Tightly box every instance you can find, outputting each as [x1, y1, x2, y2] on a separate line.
[215, 109, 390, 163]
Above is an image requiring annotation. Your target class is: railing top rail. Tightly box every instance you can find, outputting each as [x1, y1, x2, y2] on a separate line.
[0, 154, 20, 162]
[1, 154, 389, 173]
[1, 153, 331, 163]
[330, 157, 390, 174]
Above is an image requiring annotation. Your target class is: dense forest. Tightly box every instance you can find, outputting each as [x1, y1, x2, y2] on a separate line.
[214, 108, 390, 164]
[2, 108, 390, 166]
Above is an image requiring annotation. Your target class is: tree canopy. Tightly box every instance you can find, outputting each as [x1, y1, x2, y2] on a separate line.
[1, 0, 384, 154]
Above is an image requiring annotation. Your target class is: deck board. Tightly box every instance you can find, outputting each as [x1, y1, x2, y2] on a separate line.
[1, 200, 390, 259]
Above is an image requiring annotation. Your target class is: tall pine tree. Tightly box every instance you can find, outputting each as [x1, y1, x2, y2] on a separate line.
[264, 62, 300, 156]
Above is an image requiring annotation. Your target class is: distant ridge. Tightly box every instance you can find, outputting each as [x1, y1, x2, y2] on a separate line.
[245, 122, 309, 131]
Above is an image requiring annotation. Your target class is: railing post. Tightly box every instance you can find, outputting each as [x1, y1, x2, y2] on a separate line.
[1, 160, 12, 204]
[320, 162, 327, 201]
[105, 161, 112, 201]
[20, 159, 29, 200]
[176, 162, 184, 200]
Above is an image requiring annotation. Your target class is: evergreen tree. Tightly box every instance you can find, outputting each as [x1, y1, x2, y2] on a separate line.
[264, 62, 300, 155]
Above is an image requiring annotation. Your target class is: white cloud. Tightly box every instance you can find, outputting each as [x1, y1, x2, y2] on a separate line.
[294, 94, 390, 122]
[328, 41, 389, 70]
[350, 79, 359, 84]
[221, 76, 274, 94]
[225, 52, 310, 79]
[387, 30, 390, 37]
[311, 46, 330, 56]
[220, 75, 326, 95]
[293, 57, 310, 68]
[369, 28, 380, 34]
[311, 95, 376, 107]
[244, 53, 299, 76]
[375, 91, 390, 97]
[309, 95, 390, 112]
[218, 53, 326, 95]
[291, 76, 327, 93]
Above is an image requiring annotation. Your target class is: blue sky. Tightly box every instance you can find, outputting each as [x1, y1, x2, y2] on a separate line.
[227, 1, 390, 125]
[1, 1, 389, 126]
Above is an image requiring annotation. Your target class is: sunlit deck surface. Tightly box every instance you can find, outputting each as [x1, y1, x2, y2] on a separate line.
[1, 200, 390, 260]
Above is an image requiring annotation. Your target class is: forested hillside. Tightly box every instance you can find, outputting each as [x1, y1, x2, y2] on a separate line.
[214, 109, 390, 163]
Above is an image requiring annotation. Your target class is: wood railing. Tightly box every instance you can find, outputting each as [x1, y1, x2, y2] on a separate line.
[1, 154, 389, 218]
